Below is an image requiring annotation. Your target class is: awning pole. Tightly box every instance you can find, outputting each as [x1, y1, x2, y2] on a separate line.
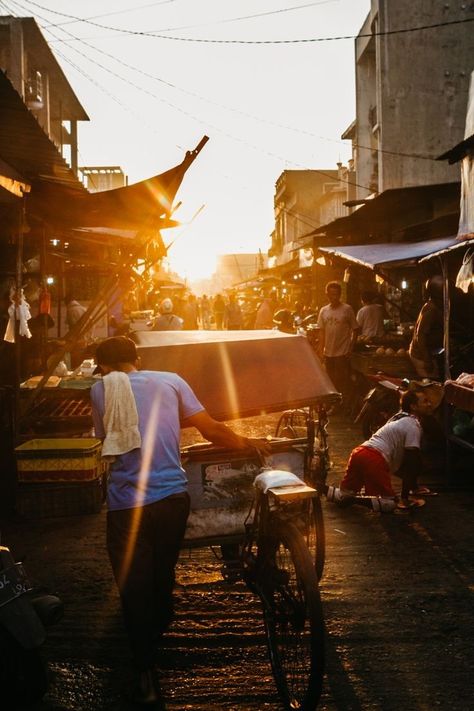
[440, 257, 451, 381]
[14, 193, 27, 442]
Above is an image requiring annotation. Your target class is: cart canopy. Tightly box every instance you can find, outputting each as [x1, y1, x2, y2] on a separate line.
[133, 330, 339, 420]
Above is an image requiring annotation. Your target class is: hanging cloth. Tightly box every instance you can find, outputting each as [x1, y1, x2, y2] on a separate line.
[455, 248, 474, 294]
[4, 295, 32, 343]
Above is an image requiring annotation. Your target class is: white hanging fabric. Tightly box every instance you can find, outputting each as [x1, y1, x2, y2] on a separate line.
[455, 248, 474, 294]
[3, 292, 32, 343]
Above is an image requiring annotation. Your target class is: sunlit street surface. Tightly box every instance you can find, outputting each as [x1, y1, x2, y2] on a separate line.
[3, 412, 473, 711]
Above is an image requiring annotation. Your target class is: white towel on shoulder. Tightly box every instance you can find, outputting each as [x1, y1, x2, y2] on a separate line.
[102, 371, 141, 460]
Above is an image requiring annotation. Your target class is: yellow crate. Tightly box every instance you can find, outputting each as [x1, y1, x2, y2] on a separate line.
[15, 438, 102, 483]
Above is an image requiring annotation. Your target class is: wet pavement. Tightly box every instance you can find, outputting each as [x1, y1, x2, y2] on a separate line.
[2, 412, 474, 710]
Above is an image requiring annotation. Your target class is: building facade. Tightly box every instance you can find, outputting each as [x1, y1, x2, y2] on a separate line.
[0, 15, 88, 174]
[79, 166, 128, 192]
[346, 0, 474, 199]
[270, 169, 342, 266]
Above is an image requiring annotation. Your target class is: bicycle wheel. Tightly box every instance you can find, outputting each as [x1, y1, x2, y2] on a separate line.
[305, 496, 326, 581]
[257, 521, 324, 711]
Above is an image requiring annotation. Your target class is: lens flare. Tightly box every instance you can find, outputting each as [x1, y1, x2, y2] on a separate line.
[116, 394, 161, 587]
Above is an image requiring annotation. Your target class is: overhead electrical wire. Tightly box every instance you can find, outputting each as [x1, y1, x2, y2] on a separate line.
[12, 0, 375, 194]
[0, 2, 341, 252]
[43, 1, 338, 33]
[17, 0, 438, 163]
[17, 0, 474, 45]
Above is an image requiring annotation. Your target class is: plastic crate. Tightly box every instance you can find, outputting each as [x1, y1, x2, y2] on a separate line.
[15, 438, 102, 483]
[16, 477, 104, 518]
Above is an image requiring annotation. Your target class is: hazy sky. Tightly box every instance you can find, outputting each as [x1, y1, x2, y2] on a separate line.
[2, 0, 370, 279]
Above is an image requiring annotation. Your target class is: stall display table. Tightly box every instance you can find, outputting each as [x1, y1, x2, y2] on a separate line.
[19, 378, 95, 439]
[444, 380, 474, 479]
[350, 351, 417, 379]
[16, 378, 99, 517]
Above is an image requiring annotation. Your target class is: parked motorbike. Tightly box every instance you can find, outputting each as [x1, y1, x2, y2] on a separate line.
[0, 543, 63, 708]
[273, 310, 319, 340]
[354, 372, 444, 439]
[354, 373, 409, 439]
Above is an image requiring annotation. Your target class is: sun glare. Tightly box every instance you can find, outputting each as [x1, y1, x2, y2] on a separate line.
[166, 238, 218, 282]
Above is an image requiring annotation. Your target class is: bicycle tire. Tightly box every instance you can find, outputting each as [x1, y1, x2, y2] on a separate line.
[257, 521, 324, 711]
[306, 496, 326, 581]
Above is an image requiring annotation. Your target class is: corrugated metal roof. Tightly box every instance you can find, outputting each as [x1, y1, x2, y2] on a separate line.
[307, 182, 461, 238]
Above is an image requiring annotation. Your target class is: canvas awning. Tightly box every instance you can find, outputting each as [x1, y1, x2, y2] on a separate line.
[318, 236, 463, 271]
[1, 69, 208, 230]
[28, 149, 203, 230]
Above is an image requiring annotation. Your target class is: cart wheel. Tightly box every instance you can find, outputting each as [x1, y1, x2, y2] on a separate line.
[306, 497, 326, 581]
[275, 412, 297, 439]
[257, 521, 324, 711]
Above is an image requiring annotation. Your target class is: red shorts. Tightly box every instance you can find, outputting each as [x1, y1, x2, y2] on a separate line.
[340, 445, 395, 497]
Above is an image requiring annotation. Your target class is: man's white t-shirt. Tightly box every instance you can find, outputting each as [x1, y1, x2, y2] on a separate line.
[317, 302, 358, 357]
[363, 414, 421, 473]
[356, 303, 385, 338]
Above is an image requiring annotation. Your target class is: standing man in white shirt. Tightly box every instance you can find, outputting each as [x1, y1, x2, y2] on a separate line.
[356, 290, 385, 339]
[317, 281, 359, 409]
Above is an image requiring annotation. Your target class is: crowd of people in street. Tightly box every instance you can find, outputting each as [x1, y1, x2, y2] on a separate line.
[149, 291, 278, 331]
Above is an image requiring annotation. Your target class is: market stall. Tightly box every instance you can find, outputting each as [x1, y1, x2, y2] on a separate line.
[318, 237, 463, 381]
[1, 72, 209, 514]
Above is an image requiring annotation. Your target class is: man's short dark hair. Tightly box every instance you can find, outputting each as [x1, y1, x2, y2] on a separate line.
[94, 336, 138, 371]
[361, 290, 376, 303]
[400, 389, 421, 413]
[325, 281, 341, 294]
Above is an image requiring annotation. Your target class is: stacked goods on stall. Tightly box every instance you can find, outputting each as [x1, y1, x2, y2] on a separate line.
[15, 438, 106, 517]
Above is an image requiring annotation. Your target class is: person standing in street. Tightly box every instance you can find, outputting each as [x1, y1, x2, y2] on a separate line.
[253, 294, 275, 329]
[182, 294, 199, 330]
[212, 293, 226, 329]
[356, 290, 385, 340]
[317, 281, 358, 409]
[90, 336, 270, 707]
[409, 276, 444, 379]
[199, 295, 211, 330]
[152, 298, 183, 331]
[224, 293, 243, 330]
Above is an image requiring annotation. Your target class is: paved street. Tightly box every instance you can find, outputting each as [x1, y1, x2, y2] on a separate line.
[2, 413, 474, 710]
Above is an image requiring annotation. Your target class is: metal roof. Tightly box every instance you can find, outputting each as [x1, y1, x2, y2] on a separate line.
[307, 182, 461, 238]
[318, 236, 463, 270]
[437, 134, 474, 164]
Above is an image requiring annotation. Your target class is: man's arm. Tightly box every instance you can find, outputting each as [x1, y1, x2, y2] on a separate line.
[397, 447, 422, 499]
[183, 410, 271, 455]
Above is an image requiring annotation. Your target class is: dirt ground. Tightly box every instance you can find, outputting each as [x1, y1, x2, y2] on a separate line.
[2, 413, 474, 711]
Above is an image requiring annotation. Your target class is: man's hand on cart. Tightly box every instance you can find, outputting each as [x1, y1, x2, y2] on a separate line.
[245, 437, 273, 457]
[183, 411, 272, 456]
